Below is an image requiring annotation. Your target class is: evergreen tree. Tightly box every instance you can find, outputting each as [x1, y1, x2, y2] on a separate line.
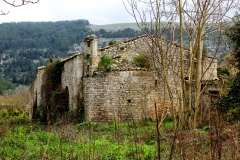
[217, 13, 240, 121]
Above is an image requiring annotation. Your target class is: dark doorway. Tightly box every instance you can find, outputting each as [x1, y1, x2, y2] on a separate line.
[63, 86, 70, 112]
[209, 90, 220, 104]
[53, 86, 69, 117]
[32, 91, 38, 119]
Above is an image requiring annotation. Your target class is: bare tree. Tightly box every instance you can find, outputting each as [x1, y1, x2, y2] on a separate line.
[175, 0, 238, 128]
[123, 0, 239, 128]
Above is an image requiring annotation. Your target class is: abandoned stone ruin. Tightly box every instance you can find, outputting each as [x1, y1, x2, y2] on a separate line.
[29, 35, 219, 122]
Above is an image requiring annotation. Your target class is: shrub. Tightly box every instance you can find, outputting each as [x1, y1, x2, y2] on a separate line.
[133, 54, 151, 69]
[217, 68, 230, 77]
[217, 72, 240, 121]
[0, 78, 15, 95]
[120, 46, 125, 51]
[86, 53, 91, 59]
[108, 40, 117, 46]
[98, 55, 112, 71]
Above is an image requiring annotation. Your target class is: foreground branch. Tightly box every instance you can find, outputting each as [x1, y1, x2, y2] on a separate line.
[3, 0, 39, 7]
[0, 9, 10, 15]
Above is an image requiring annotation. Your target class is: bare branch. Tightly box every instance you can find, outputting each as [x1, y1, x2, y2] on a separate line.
[0, 9, 10, 15]
[3, 0, 39, 7]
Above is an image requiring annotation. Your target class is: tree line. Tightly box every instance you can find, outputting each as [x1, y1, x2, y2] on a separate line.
[0, 20, 142, 94]
[0, 18, 230, 95]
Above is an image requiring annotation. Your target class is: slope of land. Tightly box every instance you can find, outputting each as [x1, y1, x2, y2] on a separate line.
[0, 20, 141, 92]
[0, 20, 230, 94]
[89, 23, 141, 31]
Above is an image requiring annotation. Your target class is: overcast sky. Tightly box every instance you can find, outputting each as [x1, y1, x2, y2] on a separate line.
[0, 0, 134, 25]
[0, 0, 237, 25]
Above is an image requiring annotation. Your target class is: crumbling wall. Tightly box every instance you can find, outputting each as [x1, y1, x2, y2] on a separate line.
[61, 54, 84, 109]
[29, 67, 44, 120]
[83, 71, 161, 122]
[29, 54, 84, 120]
[99, 36, 150, 61]
[29, 34, 219, 122]
[203, 57, 218, 81]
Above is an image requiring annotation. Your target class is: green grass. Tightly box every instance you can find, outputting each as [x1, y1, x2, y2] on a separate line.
[0, 113, 239, 159]
[0, 119, 159, 159]
[0, 108, 29, 125]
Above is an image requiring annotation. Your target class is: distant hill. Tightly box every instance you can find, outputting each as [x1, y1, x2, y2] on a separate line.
[0, 20, 230, 94]
[89, 23, 141, 31]
[0, 20, 142, 94]
[0, 20, 91, 87]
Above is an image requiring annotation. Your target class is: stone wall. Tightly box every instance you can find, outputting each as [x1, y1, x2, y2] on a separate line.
[29, 34, 219, 122]
[83, 71, 161, 122]
[61, 54, 84, 109]
[203, 56, 218, 81]
[98, 35, 218, 81]
[29, 67, 44, 119]
[29, 54, 84, 119]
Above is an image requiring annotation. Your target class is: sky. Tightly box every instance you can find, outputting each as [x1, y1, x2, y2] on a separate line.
[0, 0, 237, 25]
[0, 0, 135, 25]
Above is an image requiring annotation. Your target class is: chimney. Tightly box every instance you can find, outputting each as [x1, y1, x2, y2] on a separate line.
[84, 35, 99, 76]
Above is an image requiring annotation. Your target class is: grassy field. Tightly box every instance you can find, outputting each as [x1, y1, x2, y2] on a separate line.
[0, 108, 239, 160]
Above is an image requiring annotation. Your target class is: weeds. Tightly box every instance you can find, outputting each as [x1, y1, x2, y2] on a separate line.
[133, 53, 151, 69]
[0, 112, 239, 159]
[108, 40, 117, 46]
[98, 55, 112, 71]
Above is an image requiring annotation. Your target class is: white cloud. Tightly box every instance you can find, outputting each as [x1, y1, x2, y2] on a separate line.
[0, 0, 135, 24]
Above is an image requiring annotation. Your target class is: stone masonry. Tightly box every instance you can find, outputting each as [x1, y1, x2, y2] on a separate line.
[29, 35, 219, 122]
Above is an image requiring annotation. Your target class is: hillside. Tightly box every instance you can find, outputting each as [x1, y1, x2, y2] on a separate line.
[89, 23, 141, 31]
[0, 20, 91, 86]
[0, 20, 230, 94]
[0, 20, 141, 93]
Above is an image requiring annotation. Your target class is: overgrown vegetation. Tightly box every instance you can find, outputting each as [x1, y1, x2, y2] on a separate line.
[133, 54, 151, 69]
[108, 40, 117, 46]
[217, 68, 230, 77]
[0, 84, 239, 159]
[217, 13, 240, 121]
[0, 79, 15, 95]
[0, 114, 239, 159]
[35, 59, 69, 123]
[0, 109, 28, 126]
[0, 86, 29, 111]
[85, 53, 91, 59]
[217, 73, 240, 121]
[98, 55, 112, 71]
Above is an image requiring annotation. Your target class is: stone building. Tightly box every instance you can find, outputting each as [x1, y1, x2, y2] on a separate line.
[29, 35, 219, 122]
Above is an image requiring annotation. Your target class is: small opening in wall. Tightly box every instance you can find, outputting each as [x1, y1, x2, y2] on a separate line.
[209, 90, 220, 104]
[128, 99, 132, 103]
[155, 79, 158, 87]
[87, 41, 90, 47]
[87, 65, 90, 72]
[209, 90, 219, 95]
[120, 83, 124, 88]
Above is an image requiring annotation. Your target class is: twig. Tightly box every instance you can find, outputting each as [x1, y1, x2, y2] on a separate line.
[155, 103, 161, 160]
[3, 0, 39, 7]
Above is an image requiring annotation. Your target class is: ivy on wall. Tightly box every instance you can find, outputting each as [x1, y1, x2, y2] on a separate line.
[35, 59, 69, 123]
